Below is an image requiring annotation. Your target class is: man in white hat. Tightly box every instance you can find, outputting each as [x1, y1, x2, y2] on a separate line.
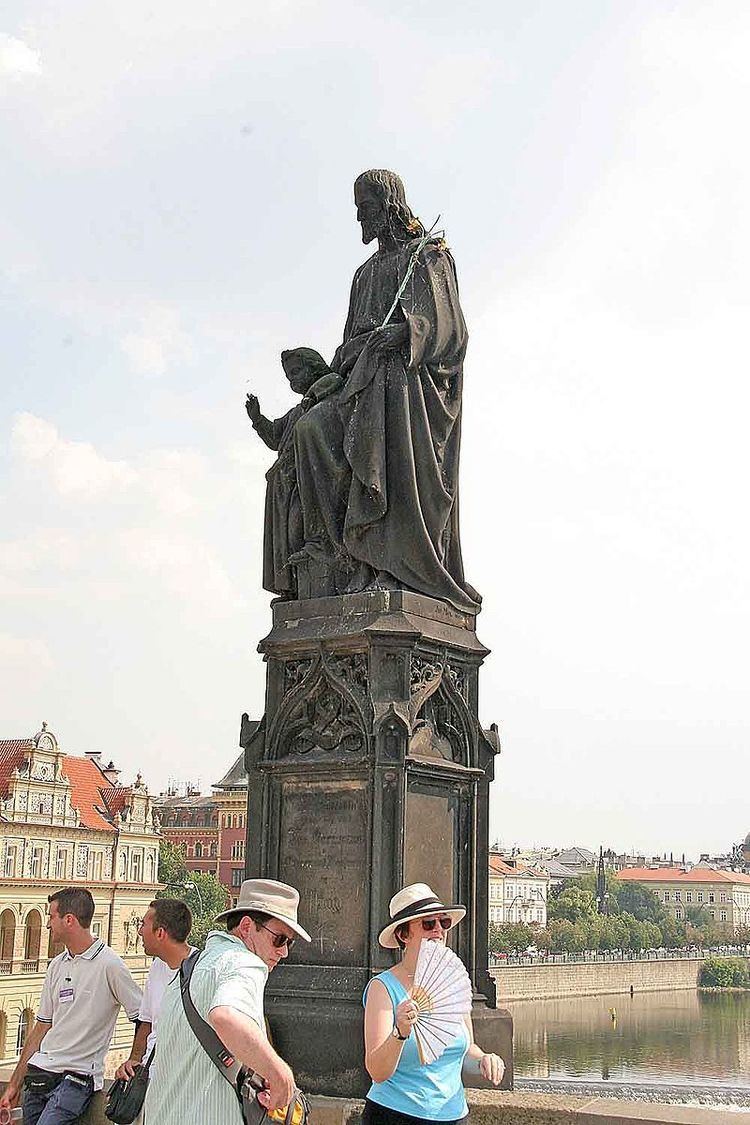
[144, 879, 310, 1125]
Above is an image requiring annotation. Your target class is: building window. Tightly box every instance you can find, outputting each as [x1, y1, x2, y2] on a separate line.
[719, 910, 727, 922]
[663, 891, 670, 902]
[30, 847, 44, 879]
[231, 840, 245, 861]
[23, 910, 42, 969]
[231, 868, 244, 888]
[709, 892, 715, 903]
[4, 846, 17, 879]
[16, 1009, 34, 1053]
[697, 892, 704, 903]
[674, 891, 681, 902]
[0, 909, 16, 965]
[720, 893, 727, 904]
[709, 910, 716, 920]
[92, 921, 101, 938]
[686, 891, 693, 903]
[195, 843, 203, 858]
[55, 849, 67, 880]
[675, 909, 683, 920]
[131, 853, 142, 883]
[92, 852, 103, 881]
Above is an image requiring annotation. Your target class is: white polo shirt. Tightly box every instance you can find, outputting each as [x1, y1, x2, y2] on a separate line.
[31, 939, 142, 1090]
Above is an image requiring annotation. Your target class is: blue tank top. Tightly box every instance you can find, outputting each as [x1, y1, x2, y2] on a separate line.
[363, 970, 469, 1121]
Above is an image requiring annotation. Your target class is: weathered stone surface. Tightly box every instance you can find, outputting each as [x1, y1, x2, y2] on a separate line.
[243, 592, 509, 1096]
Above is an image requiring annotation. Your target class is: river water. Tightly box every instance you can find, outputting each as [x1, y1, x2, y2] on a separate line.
[510, 990, 750, 1095]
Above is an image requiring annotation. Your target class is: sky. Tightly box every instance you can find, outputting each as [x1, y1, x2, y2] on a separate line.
[1, 0, 749, 861]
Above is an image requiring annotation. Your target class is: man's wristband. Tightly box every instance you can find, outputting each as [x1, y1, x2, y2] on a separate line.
[392, 1025, 409, 1041]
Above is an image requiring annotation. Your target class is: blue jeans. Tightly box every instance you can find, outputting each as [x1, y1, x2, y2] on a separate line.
[22, 1071, 94, 1125]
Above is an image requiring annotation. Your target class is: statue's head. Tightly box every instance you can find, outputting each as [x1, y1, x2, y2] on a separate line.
[281, 347, 330, 394]
[354, 169, 425, 245]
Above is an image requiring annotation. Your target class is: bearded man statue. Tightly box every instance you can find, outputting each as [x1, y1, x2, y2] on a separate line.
[292, 169, 481, 616]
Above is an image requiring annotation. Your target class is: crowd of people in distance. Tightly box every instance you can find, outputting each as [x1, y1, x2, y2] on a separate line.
[0, 879, 504, 1125]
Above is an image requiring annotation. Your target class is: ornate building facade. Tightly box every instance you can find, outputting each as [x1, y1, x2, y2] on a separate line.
[488, 854, 550, 926]
[154, 741, 253, 903]
[0, 724, 160, 1066]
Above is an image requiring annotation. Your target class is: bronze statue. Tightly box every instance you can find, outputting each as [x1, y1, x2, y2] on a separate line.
[246, 347, 341, 598]
[249, 171, 480, 614]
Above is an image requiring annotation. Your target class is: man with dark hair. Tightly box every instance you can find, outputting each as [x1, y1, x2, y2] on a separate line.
[145, 879, 310, 1125]
[0, 887, 142, 1125]
[115, 899, 194, 1088]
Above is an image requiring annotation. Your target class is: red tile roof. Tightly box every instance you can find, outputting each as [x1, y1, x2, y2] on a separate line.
[616, 866, 750, 886]
[0, 738, 131, 833]
[489, 855, 547, 879]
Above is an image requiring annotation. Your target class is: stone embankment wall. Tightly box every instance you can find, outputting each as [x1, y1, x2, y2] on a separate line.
[492, 957, 702, 1001]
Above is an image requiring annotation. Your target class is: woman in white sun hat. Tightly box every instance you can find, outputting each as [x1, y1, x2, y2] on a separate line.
[362, 883, 504, 1125]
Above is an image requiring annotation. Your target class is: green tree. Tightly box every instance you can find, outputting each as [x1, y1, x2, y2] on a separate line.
[610, 879, 666, 924]
[658, 914, 685, 949]
[157, 841, 229, 949]
[548, 918, 576, 951]
[700, 956, 750, 988]
[548, 885, 597, 923]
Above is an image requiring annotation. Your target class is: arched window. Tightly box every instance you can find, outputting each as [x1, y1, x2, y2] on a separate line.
[195, 843, 202, 858]
[145, 853, 154, 884]
[16, 1008, 34, 1053]
[23, 910, 42, 970]
[0, 909, 15, 968]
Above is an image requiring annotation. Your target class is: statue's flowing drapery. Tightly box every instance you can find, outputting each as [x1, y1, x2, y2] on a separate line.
[294, 239, 480, 614]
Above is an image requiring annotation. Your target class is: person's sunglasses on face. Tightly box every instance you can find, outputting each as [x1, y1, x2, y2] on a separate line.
[420, 917, 452, 932]
[259, 922, 295, 949]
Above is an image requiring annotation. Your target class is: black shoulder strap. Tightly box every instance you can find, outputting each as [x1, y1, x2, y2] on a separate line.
[179, 949, 246, 1097]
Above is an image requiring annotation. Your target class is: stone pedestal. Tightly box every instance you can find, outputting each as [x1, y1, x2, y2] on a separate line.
[242, 590, 512, 1096]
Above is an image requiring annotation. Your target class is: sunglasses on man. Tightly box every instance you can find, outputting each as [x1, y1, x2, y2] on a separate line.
[420, 916, 452, 932]
[258, 922, 295, 950]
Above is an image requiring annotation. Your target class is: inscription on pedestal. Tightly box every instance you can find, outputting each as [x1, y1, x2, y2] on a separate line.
[404, 789, 455, 906]
[278, 779, 369, 965]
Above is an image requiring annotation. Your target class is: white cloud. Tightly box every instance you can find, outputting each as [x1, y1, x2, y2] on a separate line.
[118, 529, 237, 612]
[139, 449, 207, 516]
[120, 305, 192, 377]
[11, 412, 138, 498]
[0, 33, 41, 79]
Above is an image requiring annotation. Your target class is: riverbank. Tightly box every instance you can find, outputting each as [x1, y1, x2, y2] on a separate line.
[492, 957, 702, 1000]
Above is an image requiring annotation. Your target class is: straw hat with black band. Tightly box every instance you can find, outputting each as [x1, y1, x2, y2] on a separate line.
[215, 878, 312, 942]
[378, 883, 466, 949]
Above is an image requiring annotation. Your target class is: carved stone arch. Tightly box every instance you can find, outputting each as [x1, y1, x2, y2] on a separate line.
[409, 666, 475, 766]
[268, 652, 371, 760]
[374, 706, 409, 763]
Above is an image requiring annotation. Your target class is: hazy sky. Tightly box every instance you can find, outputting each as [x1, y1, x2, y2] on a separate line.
[2, 1, 749, 860]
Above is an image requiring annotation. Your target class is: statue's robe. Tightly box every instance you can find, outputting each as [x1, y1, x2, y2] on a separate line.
[294, 238, 480, 615]
[253, 405, 305, 596]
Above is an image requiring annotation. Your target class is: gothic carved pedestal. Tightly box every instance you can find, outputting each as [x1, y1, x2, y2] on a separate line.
[242, 590, 513, 1096]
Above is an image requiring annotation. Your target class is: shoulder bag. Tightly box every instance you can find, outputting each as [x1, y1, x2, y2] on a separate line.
[105, 1048, 155, 1124]
[179, 949, 309, 1125]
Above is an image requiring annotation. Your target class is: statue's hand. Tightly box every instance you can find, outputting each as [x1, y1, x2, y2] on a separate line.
[245, 393, 261, 423]
[370, 322, 409, 352]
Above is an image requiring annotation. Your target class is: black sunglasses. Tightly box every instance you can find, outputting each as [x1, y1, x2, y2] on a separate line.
[258, 923, 295, 950]
[420, 917, 452, 932]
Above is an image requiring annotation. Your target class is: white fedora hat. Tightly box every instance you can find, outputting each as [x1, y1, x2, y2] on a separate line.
[379, 883, 465, 949]
[215, 878, 311, 942]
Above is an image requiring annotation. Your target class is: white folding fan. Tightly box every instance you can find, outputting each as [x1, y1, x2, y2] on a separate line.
[411, 939, 473, 1065]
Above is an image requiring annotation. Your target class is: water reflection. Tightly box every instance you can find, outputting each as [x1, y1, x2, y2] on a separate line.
[510, 990, 750, 1087]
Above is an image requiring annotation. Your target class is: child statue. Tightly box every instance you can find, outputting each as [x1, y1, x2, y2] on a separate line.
[245, 347, 341, 598]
